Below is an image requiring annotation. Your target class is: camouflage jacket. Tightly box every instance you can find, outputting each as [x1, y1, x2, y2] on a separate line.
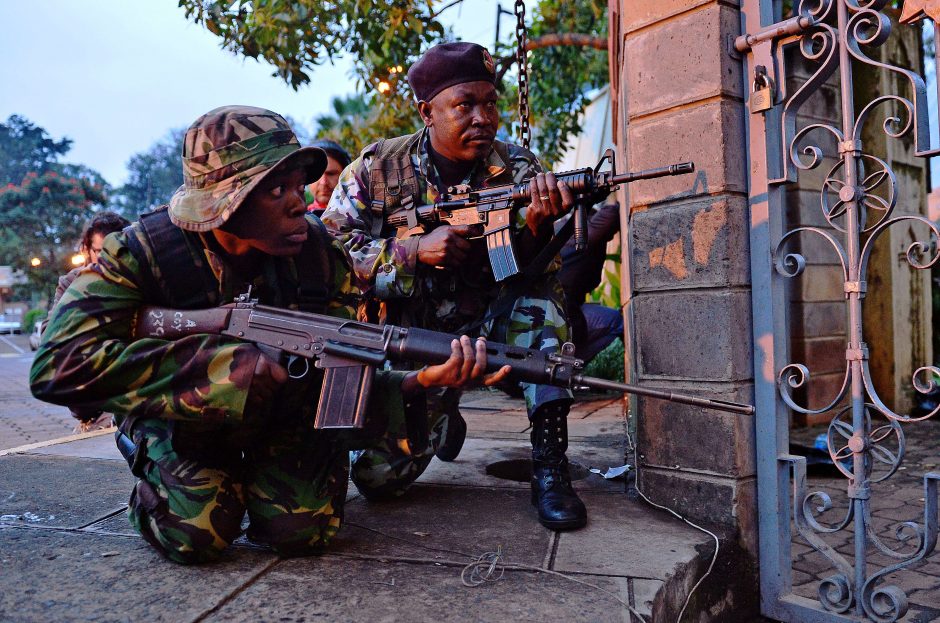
[30, 215, 407, 428]
[320, 129, 550, 331]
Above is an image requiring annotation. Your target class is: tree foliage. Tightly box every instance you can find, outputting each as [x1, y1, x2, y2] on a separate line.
[0, 171, 108, 303]
[112, 129, 185, 218]
[313, 93, 423, 156]
[0, 115, 73, 186]
[525, 1, 608, 162]
[0, 115, 110, 304]
[178, 0, 608, 165]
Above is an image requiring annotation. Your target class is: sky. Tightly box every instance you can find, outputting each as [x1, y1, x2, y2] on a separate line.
[4, 2, 937, 189]
[0, 0, 503, 187]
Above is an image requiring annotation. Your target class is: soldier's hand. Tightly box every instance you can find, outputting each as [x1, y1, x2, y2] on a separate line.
[526, 172, 575, 235]
[415, 335, 511, 389]
[246, 350, 288, 409]
[416, 225, 475, 268]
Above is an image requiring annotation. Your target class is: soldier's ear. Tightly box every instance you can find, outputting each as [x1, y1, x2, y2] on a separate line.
[417, 100, 433, 127]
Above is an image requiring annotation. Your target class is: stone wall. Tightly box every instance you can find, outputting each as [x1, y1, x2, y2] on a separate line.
[609, 0, 757, 556]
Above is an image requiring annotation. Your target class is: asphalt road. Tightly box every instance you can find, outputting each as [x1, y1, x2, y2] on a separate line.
[0, 333, 75, 451]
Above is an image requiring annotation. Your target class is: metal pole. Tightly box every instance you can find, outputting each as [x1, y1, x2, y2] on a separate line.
[833, 1, 869, 615]
[740, 0, 795, 618]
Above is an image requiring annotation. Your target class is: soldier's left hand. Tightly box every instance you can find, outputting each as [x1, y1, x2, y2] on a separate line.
[526, 172, 575, 235]
[416, 335, 511, 389]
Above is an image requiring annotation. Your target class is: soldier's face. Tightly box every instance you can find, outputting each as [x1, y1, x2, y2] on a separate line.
[309, 155, 344, 207]
[215, 167, 309, 257]
[420, 81, 499, 163]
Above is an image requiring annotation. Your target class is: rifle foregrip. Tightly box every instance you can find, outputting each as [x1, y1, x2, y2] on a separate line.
[395, 327, 554, 385]
[133, 307, 232, 340]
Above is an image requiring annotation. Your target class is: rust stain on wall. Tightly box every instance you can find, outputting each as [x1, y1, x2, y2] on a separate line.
[648, 237, 688, 279]
[692, 204, 727, 265]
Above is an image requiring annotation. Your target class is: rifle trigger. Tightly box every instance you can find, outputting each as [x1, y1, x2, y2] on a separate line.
[287, 356, 310, 379]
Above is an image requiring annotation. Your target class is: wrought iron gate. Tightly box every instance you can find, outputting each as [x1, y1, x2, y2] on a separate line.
[739, 0, 940, 620]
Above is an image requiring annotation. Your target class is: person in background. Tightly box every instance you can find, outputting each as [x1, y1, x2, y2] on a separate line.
[306, 139, 351, 215]
[557, 202, 624, 363]
[53, 211, 131, 307]
[46, 209, 131, 433]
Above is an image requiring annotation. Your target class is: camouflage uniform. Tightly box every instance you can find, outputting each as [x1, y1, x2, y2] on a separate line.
[320, 128, 572, 498]
[30, 106, 416, 563]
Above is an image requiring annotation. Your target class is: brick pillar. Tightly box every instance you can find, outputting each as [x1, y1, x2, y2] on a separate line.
[611, 1, 757, 553]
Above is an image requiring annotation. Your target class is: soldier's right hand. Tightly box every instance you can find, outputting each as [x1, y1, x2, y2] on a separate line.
[416, 225, 475, 268]
[246, 350, 288, 409]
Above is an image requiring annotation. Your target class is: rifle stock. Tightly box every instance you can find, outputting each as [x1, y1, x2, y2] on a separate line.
[132, 297, 755, 431]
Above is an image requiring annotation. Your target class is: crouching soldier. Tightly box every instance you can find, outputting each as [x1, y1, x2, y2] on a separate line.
[30, 106, 506, 564]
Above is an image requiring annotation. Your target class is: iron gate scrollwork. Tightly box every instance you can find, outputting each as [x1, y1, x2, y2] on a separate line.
[740, 0, 940, 621]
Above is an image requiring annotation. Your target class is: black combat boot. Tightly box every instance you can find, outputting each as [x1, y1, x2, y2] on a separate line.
[434, 410, 467, 462]
[432, 388, 465, 462]
[530, 402, 587, 531]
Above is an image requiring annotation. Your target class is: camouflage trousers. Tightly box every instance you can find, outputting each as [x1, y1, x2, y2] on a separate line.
[122, 417, 349, 565]
[351, 275, 573, 499]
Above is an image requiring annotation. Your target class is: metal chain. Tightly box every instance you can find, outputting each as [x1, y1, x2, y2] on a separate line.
[514, 0, 530, 150]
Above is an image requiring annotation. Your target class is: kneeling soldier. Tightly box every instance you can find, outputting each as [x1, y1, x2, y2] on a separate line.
[30, 106, 504, 564]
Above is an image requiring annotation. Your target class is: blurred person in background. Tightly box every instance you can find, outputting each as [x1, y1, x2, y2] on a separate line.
[46, 209, 131, 432]
[306, 139, 351, 215]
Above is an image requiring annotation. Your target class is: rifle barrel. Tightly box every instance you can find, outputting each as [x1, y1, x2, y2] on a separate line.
[608, 161, 695, 186]
[573, 374, 755, 415]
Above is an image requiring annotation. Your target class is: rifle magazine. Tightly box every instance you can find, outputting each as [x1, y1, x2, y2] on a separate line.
[314, 365, 375, 429]
[486, 227, 519, 282]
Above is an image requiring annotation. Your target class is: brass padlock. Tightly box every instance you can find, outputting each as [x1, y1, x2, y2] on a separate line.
[750, 71, 774, 114]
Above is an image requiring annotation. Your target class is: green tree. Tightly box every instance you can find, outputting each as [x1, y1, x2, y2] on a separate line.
[178, 0, 608, 165]
[0, 171, 108, 305]
[0, 115, 73, 185]
[112, 129, 185, 217]
[313, 94, 392, 156]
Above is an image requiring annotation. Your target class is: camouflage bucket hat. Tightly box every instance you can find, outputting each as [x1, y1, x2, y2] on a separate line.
[169, 105, 327, 232]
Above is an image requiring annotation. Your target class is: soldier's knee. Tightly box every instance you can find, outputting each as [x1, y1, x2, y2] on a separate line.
[129, 479, 243, 564]
[250, 511, 343, 558]
[349, 450, 431, 501]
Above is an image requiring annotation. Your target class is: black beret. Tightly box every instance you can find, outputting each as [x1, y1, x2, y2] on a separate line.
[407, 42, 497, 102]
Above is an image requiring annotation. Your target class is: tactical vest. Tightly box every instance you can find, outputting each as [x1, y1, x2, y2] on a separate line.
[366, 131, 517, 238]
[124, 206, 335, 313]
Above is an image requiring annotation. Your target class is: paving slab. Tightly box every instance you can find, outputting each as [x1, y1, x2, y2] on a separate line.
[337, 484, 551, 568]
[553, 491, 713, 580]
[202, 557, 645, 623]
[461, 410, 530, 435]
[80, 509, 138, 537]
[458, 389, 527, 412]
[0, 527, 274, 623]
[416, 437, 626, 493]
[23, 431, 123, 461]
[0, 455, 134, 528]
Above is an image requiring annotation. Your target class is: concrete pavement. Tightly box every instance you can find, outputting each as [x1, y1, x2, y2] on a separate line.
[0, 344, 722, 623]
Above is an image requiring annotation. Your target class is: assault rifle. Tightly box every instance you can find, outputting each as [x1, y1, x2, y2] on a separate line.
[387, 149, 695, 281]
[133, 293, 754, 431]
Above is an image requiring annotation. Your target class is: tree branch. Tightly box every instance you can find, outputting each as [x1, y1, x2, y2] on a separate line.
[526, 33, 607, 51]
[430, 0, 466, 19]
[495, 32, 607, 82]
